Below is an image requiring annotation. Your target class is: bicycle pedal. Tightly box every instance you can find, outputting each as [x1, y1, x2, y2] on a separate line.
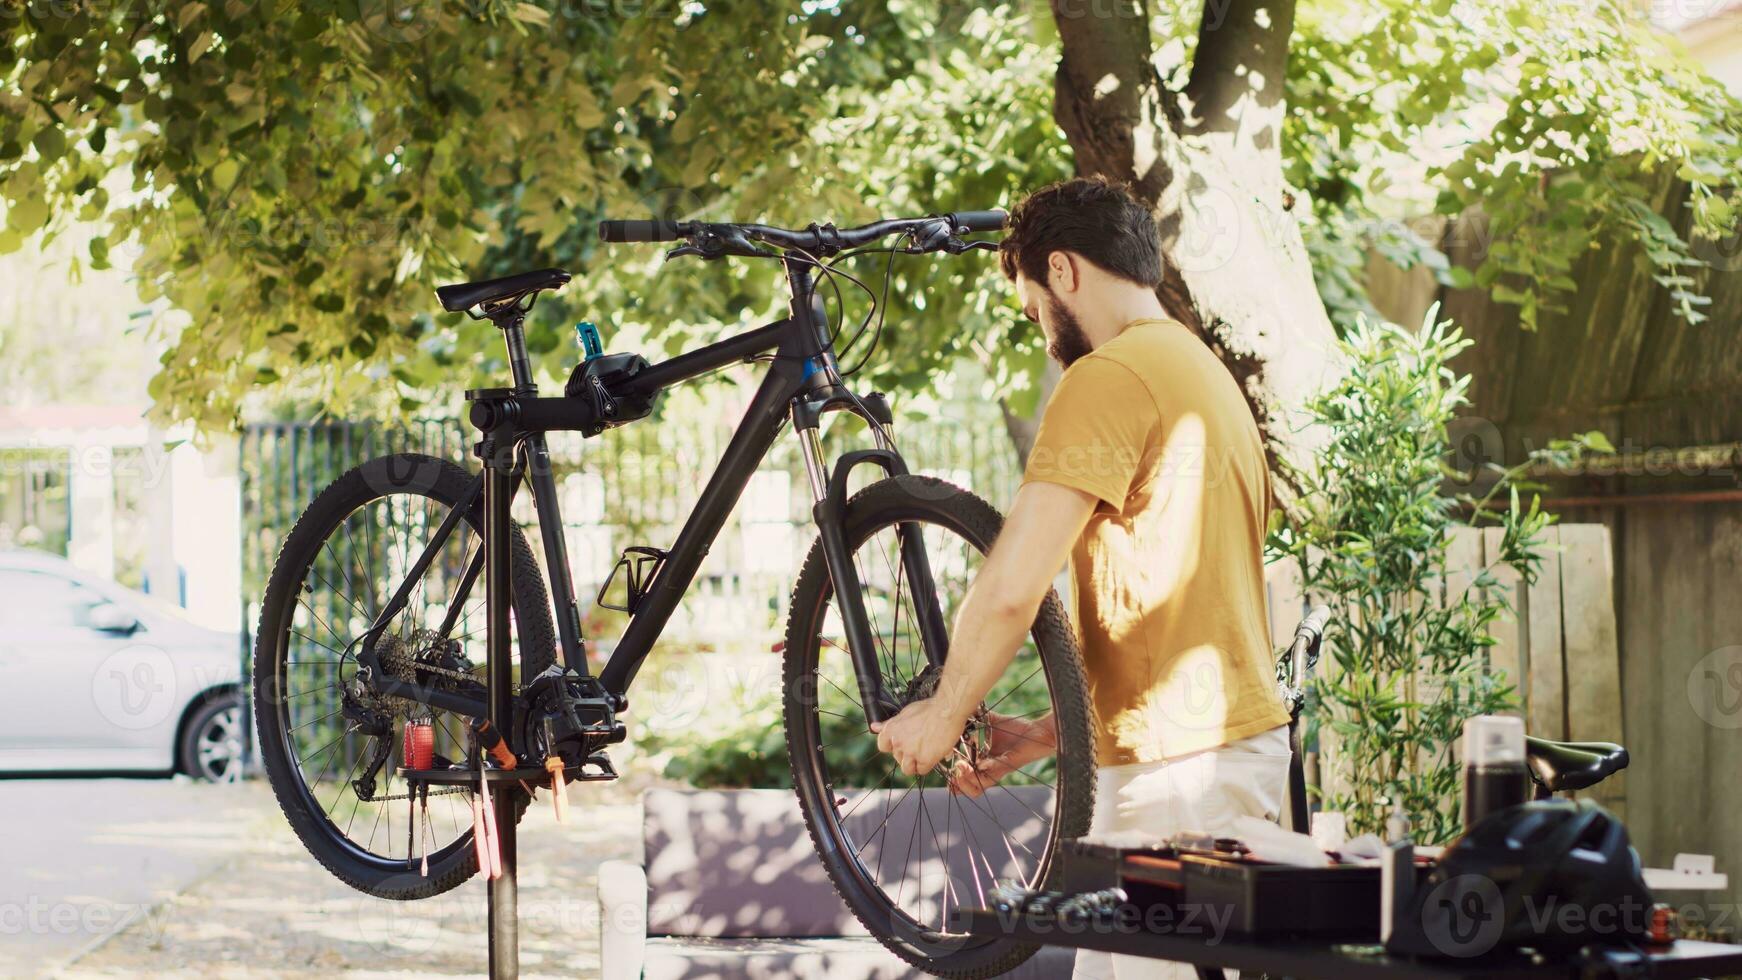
[571, 751, 619, 782]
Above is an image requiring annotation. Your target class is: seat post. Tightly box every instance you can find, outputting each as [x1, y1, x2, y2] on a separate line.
[487, 304, 538, 394]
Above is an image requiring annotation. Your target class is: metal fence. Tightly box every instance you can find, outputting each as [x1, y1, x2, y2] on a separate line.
[238, 404, 1022, 662]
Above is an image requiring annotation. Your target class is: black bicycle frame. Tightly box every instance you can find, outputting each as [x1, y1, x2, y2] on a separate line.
[359, 260, 943, 726]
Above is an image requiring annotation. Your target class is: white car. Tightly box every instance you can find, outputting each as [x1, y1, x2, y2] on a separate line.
[0, 549, 245, 780]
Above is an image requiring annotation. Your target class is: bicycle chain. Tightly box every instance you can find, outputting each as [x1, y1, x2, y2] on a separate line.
[369, 786, 471, 803]
[376, 630, 484, 686]
[386, 658, 481, 685]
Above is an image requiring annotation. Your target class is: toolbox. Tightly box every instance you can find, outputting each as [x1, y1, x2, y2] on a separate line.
[1059, 840, 1435, 940]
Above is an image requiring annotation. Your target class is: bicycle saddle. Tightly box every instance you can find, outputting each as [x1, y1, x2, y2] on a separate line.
[435, 267, 571, 313]
[1524, 735, 1629, 792]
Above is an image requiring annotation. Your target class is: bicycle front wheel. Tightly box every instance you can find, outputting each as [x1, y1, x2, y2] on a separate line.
[782, 474, 1095, 978]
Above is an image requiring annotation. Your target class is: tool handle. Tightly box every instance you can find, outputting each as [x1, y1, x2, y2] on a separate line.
[474, 718, 518, 770]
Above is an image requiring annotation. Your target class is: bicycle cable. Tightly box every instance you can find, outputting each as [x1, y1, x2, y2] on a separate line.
[772, 242, 901, 445]
[704, 244, 875, 369]
[833, 233, 906, 377]
[785, 243, 875, 353]
[655, 229, 912, 384]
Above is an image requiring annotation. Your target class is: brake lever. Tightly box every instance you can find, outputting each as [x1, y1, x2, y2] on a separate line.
[675, 223, 783, 261]
[941, 238, 999, 255]
[723, 228, 781, 258]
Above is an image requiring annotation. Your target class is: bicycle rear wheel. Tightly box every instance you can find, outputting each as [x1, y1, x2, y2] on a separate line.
[253, 453, 555, 900]
[782, 474, 1095, 978]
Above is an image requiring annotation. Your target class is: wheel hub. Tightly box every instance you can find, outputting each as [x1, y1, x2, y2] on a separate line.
[899, 664, 943, 705]
[354, 630, 480, 718]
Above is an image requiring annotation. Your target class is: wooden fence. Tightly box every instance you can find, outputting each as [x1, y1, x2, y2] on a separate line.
[1267, 523, 1628, 818]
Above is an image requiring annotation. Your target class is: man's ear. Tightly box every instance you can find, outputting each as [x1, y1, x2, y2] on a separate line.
[1047, 251, 1079, 294]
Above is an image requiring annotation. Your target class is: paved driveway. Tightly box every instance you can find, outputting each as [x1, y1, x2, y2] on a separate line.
[0, 777, 262, 977]
[2, 774, 641, 978]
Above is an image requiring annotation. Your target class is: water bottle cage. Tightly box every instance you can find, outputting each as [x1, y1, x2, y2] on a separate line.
[597, 545, 667, 614]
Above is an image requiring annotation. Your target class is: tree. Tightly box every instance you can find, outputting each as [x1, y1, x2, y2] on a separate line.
[4, 1, 1737, 486]
[2, 2, 1066, 429]
[1046, 0, 1739, 493]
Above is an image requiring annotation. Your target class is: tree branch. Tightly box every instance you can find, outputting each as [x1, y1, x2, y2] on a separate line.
[1183, 0, 1298, 174]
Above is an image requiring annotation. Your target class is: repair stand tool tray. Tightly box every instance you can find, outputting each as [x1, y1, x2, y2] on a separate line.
[1062, 840, 1432, 940]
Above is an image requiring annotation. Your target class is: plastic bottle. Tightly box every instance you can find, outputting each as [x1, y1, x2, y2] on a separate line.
[1461, 714, 1528, 830]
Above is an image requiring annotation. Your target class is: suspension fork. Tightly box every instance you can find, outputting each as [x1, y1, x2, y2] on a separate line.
[798, 414, 952, 725]
[849, 410, 951, 672]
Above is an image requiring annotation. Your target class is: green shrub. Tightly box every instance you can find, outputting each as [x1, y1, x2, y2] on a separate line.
[644, 693, 878, 790]
[1270, 309, 1609, 843]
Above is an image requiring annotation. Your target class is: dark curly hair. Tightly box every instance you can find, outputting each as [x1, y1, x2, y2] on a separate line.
[998, 177, 1163, 289]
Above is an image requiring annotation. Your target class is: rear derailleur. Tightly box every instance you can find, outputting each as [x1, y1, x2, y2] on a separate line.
[340, 690, 397, 801]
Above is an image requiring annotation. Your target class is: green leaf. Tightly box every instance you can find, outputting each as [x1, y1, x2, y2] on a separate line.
[8, 196, 49, 233]
[211, 158, 240, 192]
[31, 127, 65, 162]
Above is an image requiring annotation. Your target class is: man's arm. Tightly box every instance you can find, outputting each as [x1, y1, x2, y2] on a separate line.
[871, 480, 1098, 776]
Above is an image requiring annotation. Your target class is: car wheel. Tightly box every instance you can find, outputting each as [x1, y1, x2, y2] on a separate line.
[181, 692, 245, 782]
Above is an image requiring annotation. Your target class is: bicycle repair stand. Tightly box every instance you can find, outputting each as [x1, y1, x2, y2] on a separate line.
[458, 296, 540, 980]
[481, 408, 522, 979]
[386, 440, 526, 978]
[435, 296, 621, 979]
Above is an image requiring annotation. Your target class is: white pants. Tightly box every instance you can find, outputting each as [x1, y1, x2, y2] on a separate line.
[1072, 725, 1292, 980]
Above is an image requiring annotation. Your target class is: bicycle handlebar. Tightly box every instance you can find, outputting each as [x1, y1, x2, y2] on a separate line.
[597, 210, 1007, 257]
[1293, 605, 1332, 648]
[598, 219, 687, 244]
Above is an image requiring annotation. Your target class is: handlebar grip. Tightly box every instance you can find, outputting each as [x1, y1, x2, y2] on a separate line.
[947, 210, 1008, 233]
[1294, 605, 1333, 646]
[1285, 604, 1333, 691]
[598, 219, 687, 243]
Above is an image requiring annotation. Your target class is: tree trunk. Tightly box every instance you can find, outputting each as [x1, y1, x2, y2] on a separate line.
[999, 359, 1062, 467]
[1046, 0, 1340, 510]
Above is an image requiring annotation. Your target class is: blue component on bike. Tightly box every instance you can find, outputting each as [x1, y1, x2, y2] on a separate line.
[576, 321, 603, 361]
[802, 356, 822, 381]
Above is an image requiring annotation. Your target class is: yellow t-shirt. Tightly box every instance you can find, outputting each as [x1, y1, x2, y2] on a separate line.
[1022, 318, 1289, 765]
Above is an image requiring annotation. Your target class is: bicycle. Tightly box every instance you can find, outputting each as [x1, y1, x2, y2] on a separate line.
[252, 209, 1097, 977]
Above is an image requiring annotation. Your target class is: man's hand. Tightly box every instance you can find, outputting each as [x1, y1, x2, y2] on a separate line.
[870, 697, 967, 777]
[867, 481, 1095, 782]
[950, 712, 1057, 798]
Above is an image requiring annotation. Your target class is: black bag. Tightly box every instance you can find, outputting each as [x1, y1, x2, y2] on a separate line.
[565, 353, 655, 437]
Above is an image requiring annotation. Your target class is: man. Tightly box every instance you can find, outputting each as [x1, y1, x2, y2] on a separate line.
[871, 177, 1292, 979]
